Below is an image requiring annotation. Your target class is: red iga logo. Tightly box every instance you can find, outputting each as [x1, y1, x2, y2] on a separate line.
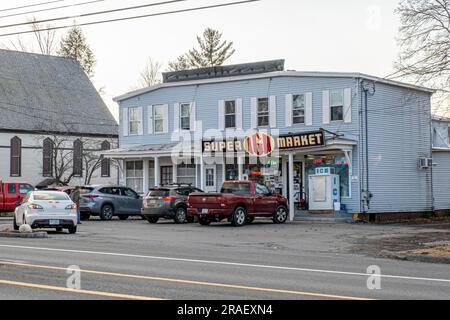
[244, 132, 275, 157]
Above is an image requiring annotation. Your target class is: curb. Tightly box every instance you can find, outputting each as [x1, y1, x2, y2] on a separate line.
[0, 231, 48, 238]
[380, 250, 450, 264]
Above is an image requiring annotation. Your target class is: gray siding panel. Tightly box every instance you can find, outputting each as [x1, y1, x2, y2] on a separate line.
[365, 84, 432, 213]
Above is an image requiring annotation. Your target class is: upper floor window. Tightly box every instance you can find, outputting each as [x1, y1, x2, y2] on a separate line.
[225, 100, 236, 128]
[180, 103, 191, 131]
[43, 138, 53, 177]
[257, 98, 269, 127]
[292, 94, 305, 125]
[73, 139, 83, 177]
[128, 107, 141, 135]
[10, 136, 21, 177]
[330, 90, 344, 121]
[154, 105, 165, 133]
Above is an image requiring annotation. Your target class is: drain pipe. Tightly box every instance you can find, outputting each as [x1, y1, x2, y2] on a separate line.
[361, 81, 375, 214]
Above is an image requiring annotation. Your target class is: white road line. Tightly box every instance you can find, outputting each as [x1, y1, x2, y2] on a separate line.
[0, 244, 449, 284]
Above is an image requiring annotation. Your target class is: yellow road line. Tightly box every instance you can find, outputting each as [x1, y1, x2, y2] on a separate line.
[0, 260, 373, 300]
[0, 279, 162, 300]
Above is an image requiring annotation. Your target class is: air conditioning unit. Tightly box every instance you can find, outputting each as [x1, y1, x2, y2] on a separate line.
[418, 157, 433, 169]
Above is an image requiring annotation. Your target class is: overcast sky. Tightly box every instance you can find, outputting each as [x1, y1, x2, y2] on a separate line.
[0, 0, 402, 119]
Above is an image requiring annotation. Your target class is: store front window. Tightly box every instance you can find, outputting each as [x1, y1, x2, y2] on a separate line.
[126, 161, 143, 193]
[177, 162, 196, 186]
[304, 155, 350, 198]
[161, 166, 173, 186]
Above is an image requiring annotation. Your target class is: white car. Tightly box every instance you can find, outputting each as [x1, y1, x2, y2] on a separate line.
[14, 191, 78, 234]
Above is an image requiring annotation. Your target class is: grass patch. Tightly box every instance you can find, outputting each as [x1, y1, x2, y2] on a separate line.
[404, 245, 450, 257]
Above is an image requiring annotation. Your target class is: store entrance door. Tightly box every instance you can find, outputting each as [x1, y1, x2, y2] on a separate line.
[204, 165, 217, 193]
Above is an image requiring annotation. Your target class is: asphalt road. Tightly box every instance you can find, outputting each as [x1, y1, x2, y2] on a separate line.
[0, 217, 449, 300]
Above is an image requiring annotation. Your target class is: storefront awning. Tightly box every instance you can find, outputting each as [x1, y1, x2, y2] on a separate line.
[102, 137, 357, 160]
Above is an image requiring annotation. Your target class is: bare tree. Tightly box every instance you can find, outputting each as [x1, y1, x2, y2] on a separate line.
[5, 17, 57, 55]
[393, 0, 450, 115]
[139, 58, 162, 88]
[34, 121, 116, 186]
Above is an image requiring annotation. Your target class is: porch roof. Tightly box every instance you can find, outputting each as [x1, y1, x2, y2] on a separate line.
[102, 137, 358, 159]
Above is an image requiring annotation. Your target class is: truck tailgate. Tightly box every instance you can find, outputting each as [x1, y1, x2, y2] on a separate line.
[188, 193, 224, 209]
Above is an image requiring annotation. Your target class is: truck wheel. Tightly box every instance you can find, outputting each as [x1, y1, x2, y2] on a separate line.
[273, 205, 288, 224]
[13, 216, 19, 231]
[146, 217, 159, 224]
[68, 226, 77, 234]
[118, 215, 129, 220]
[174, 207, 188, 224]
[232, 207, 247, 227]
[100, 205, 114, 221]
[199, 217, 211, 226]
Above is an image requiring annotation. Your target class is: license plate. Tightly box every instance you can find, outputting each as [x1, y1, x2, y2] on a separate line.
[201, 209, 209, 214]
[49, 220, 60, 225]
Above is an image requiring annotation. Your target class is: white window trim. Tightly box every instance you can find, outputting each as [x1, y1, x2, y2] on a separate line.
[224, 100, 237, 129]
[291, 93, 306, 126]
[330, 89, 345, 123]
[153, 104, 165, 134]
[256, 97, 270, 128]
[128, 107, 142, 136]
[179, 102, 192, 131]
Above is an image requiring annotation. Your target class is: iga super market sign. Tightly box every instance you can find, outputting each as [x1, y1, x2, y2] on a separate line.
[202, 131, 325, 156]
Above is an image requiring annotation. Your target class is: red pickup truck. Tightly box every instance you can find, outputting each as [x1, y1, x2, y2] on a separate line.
[187, 181, 289, 227]
[0, 181, 34, 212]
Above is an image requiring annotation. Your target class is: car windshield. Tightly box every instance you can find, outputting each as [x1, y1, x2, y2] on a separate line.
[148, 189, 169, 197]
[33, 192, 70, 201]
[221, 183, 251, 195]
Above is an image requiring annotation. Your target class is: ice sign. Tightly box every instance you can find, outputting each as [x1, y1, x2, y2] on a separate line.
[315, 167, 335, 175]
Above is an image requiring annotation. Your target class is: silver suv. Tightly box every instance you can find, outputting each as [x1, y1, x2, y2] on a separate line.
[141, 185, 204, 224]
[79, 186, 143, 221]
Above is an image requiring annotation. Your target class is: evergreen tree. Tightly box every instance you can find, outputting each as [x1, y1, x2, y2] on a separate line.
[58, 26, 96, 78]
[168, 28, 235, 71]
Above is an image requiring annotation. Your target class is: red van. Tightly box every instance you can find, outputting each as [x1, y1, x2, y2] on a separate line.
[0, 181, 34, 212]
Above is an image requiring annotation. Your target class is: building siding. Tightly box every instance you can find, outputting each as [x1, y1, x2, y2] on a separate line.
[0, 132, 118, 186]
[365, 83, 432, 213]
[116, 73, 438, 215]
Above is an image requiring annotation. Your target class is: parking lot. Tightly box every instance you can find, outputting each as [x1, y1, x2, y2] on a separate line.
[0, 217, 450, 300]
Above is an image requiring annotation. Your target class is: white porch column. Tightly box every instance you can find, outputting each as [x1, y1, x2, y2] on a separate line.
[154, 156, 160, 187]
[288, 153, 295, 222]
[200, 155, 204, 190]
[238, 156, 244, 180]
[143, 158, 149, 193]
[282, 156, 287, 197]
[172, 163, 178, 184]
[119, 159, 126, 186]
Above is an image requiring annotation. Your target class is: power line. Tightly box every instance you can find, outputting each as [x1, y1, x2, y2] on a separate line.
[0, 0, 262, 37]
[0, 0, 64, 13]
[0, 0, 105, 20]
[0, 0, 190, 29]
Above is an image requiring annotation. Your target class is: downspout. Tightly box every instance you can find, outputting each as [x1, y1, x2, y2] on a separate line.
[429, 101, 435, 215]
[361, 80, 375, 214]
